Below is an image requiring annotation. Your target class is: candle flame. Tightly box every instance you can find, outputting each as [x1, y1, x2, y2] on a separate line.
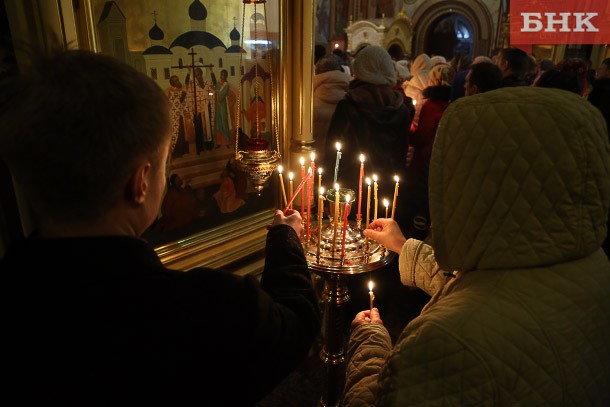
[360, 154, 365, 163]
[383, 198, 389, 208]
[368, 281, 374, 291]
[373, 174, 378, 182]
[394, 175, 399, 182]
[335, 142, 341, 151]
[366, 177, 371, 186]
[300, 156, 305, 166]
[412, 99, 417, 106]
[335, 183, 340, 190]
[310, 152, 316, 161]
[345, 194, 351, 203]
[319, 187, 325, 196]
[318, 167, 323, 175]
[278, 165, 283, 174]
[289, 172, 294, 180]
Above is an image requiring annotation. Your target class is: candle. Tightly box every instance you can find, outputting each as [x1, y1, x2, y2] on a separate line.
[341, 194, 351, 261]
[300, 156, 305, 213]
[331, 183, 340, 257]
[391, 175, 399, 219]
[357, 154, 365, 223]
[365, 177, 371, 228]
[317, 167, 323, 194]
[278, 165, 287, 208]
[368, 280, 375, 311]
[288, 172, 294, 209]
[307, 153, 315, 239]
[384, 198, 389, 218]
[285, 168, 313, 212]
[333, 142, 342, 185]
[373, 174, 378, 221]
[317, 187, 325, 260]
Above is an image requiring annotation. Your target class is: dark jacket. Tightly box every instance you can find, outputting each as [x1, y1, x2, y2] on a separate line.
[0, 225, 320, 406]
[325, 79, 411, 223]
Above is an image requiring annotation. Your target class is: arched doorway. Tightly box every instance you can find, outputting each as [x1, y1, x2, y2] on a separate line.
[411, 0, 494, 58]
[425, 13, 473, 60]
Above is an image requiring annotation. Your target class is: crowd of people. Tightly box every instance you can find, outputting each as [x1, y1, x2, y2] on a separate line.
[313, 44, 610, 405]
[0, 39, 608, 406]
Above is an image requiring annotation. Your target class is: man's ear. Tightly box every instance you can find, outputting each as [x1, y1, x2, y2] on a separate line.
[129, 162, 151, 205]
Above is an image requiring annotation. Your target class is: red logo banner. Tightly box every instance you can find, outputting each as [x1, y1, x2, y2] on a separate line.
[510, 0, 610, 52]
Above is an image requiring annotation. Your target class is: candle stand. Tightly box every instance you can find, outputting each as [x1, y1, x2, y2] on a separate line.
[302, 190, 395, 407]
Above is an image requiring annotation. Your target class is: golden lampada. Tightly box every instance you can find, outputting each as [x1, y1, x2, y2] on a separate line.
[233, 0, 280, 194]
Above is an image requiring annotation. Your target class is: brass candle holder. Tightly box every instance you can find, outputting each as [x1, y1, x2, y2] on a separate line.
[301, 187, 395, 407]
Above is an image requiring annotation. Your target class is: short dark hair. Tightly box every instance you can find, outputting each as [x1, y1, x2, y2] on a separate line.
[535, 69, 581, 94]
[469, 62, 502, 93]
[500, 47, 530, 76]
[0, 47, 170, 223]
[315, 44, 327, 64]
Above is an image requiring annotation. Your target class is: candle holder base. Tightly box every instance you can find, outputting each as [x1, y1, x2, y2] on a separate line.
[301, 220, 395, 407]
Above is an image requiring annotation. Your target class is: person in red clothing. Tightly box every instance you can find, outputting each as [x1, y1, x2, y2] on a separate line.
[404, 63, 455, 240]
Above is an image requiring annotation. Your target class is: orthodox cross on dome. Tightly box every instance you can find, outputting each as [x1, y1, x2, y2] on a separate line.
[233, 16, 238, 27]
[151, 10, 158, 23]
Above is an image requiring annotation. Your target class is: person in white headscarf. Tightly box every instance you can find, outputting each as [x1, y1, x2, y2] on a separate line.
[403, 53, 433, 128]
[324, 45, 411, 226]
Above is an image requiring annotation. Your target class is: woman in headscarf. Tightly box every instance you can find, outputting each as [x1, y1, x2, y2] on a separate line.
[403, 53, 433, 128]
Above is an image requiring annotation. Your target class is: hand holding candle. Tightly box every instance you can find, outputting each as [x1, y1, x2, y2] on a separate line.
[357, 154, 365, 223]
[391, 175, 399, 219]
[278, 165, 287, 208]
[333, 142, 342, 185]
[368, 280, 375, 311]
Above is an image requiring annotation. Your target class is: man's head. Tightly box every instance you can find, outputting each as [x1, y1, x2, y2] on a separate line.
[596, 58, 610, 80]
[465, 61, 502, 96]
[0, 47, 171, 236]
[497, 47, 530, 79]
[169, 75, 181, 88]
[220, 69, 228, 81]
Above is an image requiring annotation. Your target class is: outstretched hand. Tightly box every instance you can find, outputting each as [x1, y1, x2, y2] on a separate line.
[363, 218, 407, 254]
[271, 209, 302, 235]
[351, 307, 384, 329]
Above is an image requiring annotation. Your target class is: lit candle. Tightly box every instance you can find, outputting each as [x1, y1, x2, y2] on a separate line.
[365, 177, 371, 228]
[391, 175, 399, 219]
[412, 99, 417, 107]
[373, 174, 378, 221]
[288, 172, 294, 209]
[317, 167, 323, 194]
[331, 183, 340, 257]
[285, 168, 312, 212]
[341, 194, 351, 261]
[368, 280, 375, 311]
[333, 142, 342, 185]
[278, 165, 287, 208]
[384, 198, 389, 218]
[357, 154, 365, 224]
[307, 153, 315, 239]
[317, 187, 325, 260]
[300, 156, 305, 213]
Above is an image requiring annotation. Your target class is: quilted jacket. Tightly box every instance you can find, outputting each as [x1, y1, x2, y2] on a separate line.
[344, 87, 610, 406]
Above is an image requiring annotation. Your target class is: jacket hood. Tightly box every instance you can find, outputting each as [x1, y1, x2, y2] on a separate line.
[347, 79, 406, 124]
[430, 87, 610, 271]
[313, 70, 352, 104]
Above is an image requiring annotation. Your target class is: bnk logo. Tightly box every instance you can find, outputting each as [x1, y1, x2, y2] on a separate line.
[510, 0, 610, 46]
